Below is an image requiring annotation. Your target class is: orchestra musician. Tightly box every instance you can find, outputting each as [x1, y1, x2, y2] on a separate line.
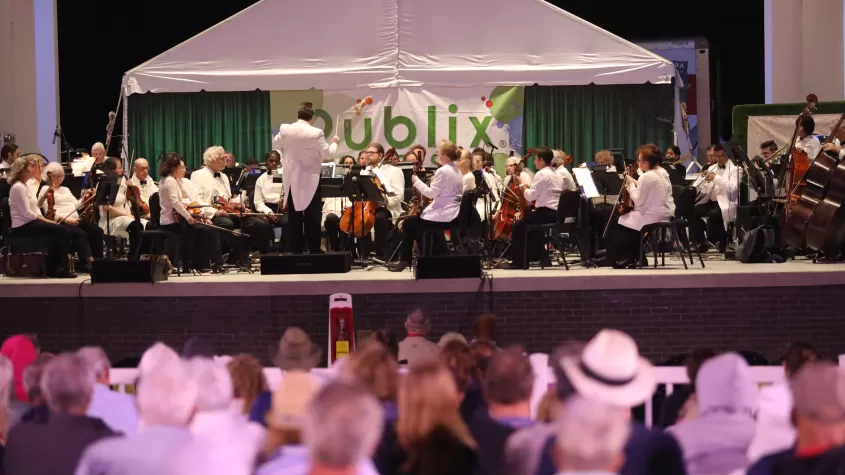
[253, 150, 286, 251]
[692, 143, 741, 253]
[323, 155, 356, 251]
[224, 152, 240, 169]
[504, 155, 533, 189]
[192, 145, 271, 259]
[822, 127, 845, 160]
[588, 150, 621, 249]
[388, 140, 464, 272]
[458, 149, 476, 192]
[127, 158, 158, 211]
[158, 152, 224, 273]
[38, 162, 103, 272]
[6, 154, 75, 278]
[507, 147, 564, 269]
[361, 143, 405, 257]
[471, 148, 501, 219]
[274, 102, 340, 254]
[578, 149, 617, 173]
[757, 140, 778, 167]
[83, 142, 107, 187]
[357, 150, 367, 167]
[592, 145, 673, 268]
[98, 158, 146, 258]
[410, 144, 428, 167]
[0, 142, 19, 177]
[403, 150, 418, 163]
[551, 150, 577, 191]
[795, 116, 822, 160]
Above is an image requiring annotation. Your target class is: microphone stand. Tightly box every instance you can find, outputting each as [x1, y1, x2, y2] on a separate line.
[55, 126, 76, 165]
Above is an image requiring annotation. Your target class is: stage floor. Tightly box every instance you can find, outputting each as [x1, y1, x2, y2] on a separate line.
[1, 256, 843, 298]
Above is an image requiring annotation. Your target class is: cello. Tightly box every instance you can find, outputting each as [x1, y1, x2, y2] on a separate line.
[491, 149, 532, 240]
[799, 116, 845, 257]
[339, 147, 395, 237]
[784, 94, 819, 212]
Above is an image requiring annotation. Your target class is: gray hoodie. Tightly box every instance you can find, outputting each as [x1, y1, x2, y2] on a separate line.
[667, 352, 758, 475]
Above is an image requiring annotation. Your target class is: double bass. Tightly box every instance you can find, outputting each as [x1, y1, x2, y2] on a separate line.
[784, 93, 819, 211]
[491, 149, 533, 240]
[339, 147, 395, 237]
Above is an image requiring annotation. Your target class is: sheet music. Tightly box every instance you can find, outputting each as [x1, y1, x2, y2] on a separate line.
[361, 168, 396, 196]
[573, 168, 599, 198]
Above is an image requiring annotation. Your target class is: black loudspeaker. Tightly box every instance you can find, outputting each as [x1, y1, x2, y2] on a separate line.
[91, 259, 168, 284]
[414, 255, 482, 279]
[260, 252, 352, 275]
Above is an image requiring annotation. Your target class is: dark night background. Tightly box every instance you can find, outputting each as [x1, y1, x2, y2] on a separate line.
[56, 0, 764, 156]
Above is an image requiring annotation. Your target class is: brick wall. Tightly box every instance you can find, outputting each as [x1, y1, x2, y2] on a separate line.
[1, 284, 843, 365]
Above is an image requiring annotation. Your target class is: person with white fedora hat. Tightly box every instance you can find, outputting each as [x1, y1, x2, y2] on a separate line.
[511, 330, 687, 475]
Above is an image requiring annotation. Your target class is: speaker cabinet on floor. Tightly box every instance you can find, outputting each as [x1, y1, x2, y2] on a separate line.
[414, 255, 481, 279]
[260, 252, 352, 275]
[91, 259, 168, 284]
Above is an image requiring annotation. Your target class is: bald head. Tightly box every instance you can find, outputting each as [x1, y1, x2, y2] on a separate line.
[405, 309, 430, 335]
[134, 158, 150, 180]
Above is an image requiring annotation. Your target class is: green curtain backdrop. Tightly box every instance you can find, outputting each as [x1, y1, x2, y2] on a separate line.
[128, 91, 271, 177]
[523, 84, 675, 168]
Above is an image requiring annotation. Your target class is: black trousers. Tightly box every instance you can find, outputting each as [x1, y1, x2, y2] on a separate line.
[605, 222, 642, 267]
[398, 215, 453, 263]
[59, 224, 93, 264]
[373, 208, 393, 257]
[509, 206, 558, 268]
[11, 220, 70, 275]
[221, 214, 272, 254]
[77, 221, 104, 260]
[693, 201, 726, 249]
[286, 188, 323, 254]
[161, 221, 223, 271]
[324, 213, 342, 252]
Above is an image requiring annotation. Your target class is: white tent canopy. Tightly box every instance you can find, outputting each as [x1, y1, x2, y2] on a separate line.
[123, 0, 677, 94]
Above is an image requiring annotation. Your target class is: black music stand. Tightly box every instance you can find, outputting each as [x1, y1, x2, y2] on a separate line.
[94, 175, 119, 259]
[591, 170, 623, 203]
[341, 169, 383, 263]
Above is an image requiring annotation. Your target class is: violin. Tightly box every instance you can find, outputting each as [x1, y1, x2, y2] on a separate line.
[46, 188, 56, 221]
[617, 165, 637, 216]
[126, 182, 150, 220]
[79, 188, 97, 223]
[339, 147, 394, 237]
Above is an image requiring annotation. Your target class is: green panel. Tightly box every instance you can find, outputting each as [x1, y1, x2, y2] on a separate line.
[128, 91, 272, 177]
[523, 84, 674, 169]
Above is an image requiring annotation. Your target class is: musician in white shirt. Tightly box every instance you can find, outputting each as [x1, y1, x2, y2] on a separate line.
[158, 153, 223, 273]
[98, 158, 146, 258]
[323, 155, 355, 251]
[0, 143, 19, 178]
[273, 102, 340, 254]
[552, 150, 577, 192]
[822, 128, 845, 161]
[362, 143, 405, 257]
[388, 140, 464, 272]
[192, 146, 271, 259]
[504, 156, 533, 189]
[128, 158, 159, 204]
[253, 150, 289, 252]
[508, 147, 564, 269]
[38, 162, 103, 271]
[83, 142, 108, 188]
[795, 116, 822, 161]
[6, 154, 75, 277]
[692, 144, 742, 252]
[596, 145, 672, 268]
[471, 149, 501, 223]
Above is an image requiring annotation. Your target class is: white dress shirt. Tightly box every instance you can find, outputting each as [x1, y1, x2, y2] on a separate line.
[38, 186, 79, 221]
[523, 166, 563, 211]
[795, 135, 822, 161]
[655, 166, 677, 217]
[128, 175, 159, 203]
[415, 162, 463, 222]
[159, 176, 193, 226]
[254, 171, 284, 214]
[462, 172, 476, 192]
[364, 163, 405, 220]
[504, 171, 533, 189]
[554, 166, 577, 191]
[191, 167, 231, 218]
[618, 169, 672, 231]
[832, 138, 845, 160]
[705, 161, 743, 229]
[99, 177, 147, 235]
[9, 181, 41, 228]
[274, 119, 338, 210]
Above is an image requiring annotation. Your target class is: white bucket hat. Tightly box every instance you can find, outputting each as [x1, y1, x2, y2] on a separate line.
[560, 329, 656, 407]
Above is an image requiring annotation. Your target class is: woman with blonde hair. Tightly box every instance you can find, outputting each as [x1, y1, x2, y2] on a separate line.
[6, 154, 75, 277]
[397, 361, 477, 475]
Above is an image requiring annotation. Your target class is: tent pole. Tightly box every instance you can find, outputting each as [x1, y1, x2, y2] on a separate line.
[122, 88, 129, 171]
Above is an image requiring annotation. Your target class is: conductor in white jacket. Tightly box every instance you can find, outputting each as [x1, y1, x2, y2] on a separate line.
[273, 102, 339, 254]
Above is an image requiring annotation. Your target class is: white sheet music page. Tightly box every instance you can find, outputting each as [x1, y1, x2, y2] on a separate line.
[573, 168, 599, 198]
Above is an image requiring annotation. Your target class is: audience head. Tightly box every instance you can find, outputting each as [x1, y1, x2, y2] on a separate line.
[440, 340, 479, 396]
[552, 341, 586, 403]
[265, 368, 321, 454]
[685, 348, 717, 392]
[483, 348, 534, 406]
[474, 313, 498, 342]
[790, 360, 845, 444]
[1, 334, 40, 402]
[76, 346, 112, 385]
[405, 309, 430, 336]
[340, 341, 399, 403]
[555, 395, 630, 473]
[536, 390, 560, 423]
[138, 342, 181, 379]
[41, 353, 96, 414]
[274, 327, 321, 371]
[694, 352, 756, 414]
[187, 357, 233, 412]
[137, 358, 198, 427]
[559, 329, 655, 408]
[1, 142, 19, 164]
[784, 341, 819, 378]
[304, 380, 384, 470]
[181, 337, 216, 359]
[438, 332, 468, 347]
[370, 328, 400, 361]
[469, 339, 497, 379]
[397, 361, 475, 453]
[226, 354, 268, 415]
[22, 353, 55, 404]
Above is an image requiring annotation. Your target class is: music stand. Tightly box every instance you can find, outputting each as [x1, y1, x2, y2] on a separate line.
[591, 170, 623, 201]
[94, 175, 119, 259]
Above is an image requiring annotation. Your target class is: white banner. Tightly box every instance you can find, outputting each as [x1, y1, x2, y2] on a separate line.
[270, 86, 524, 172]
[747, 114, 841, 156]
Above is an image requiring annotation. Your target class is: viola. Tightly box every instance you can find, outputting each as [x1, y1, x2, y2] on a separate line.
[491, 149, 533, 240]
[126, 182, 150, 220]
[46, 188, 56, 221]
[339, 147, 395, 237]
[617, 165, 637, 216]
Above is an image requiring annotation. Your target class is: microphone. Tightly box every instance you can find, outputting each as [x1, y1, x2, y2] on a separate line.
[52, 126, 60, 145]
